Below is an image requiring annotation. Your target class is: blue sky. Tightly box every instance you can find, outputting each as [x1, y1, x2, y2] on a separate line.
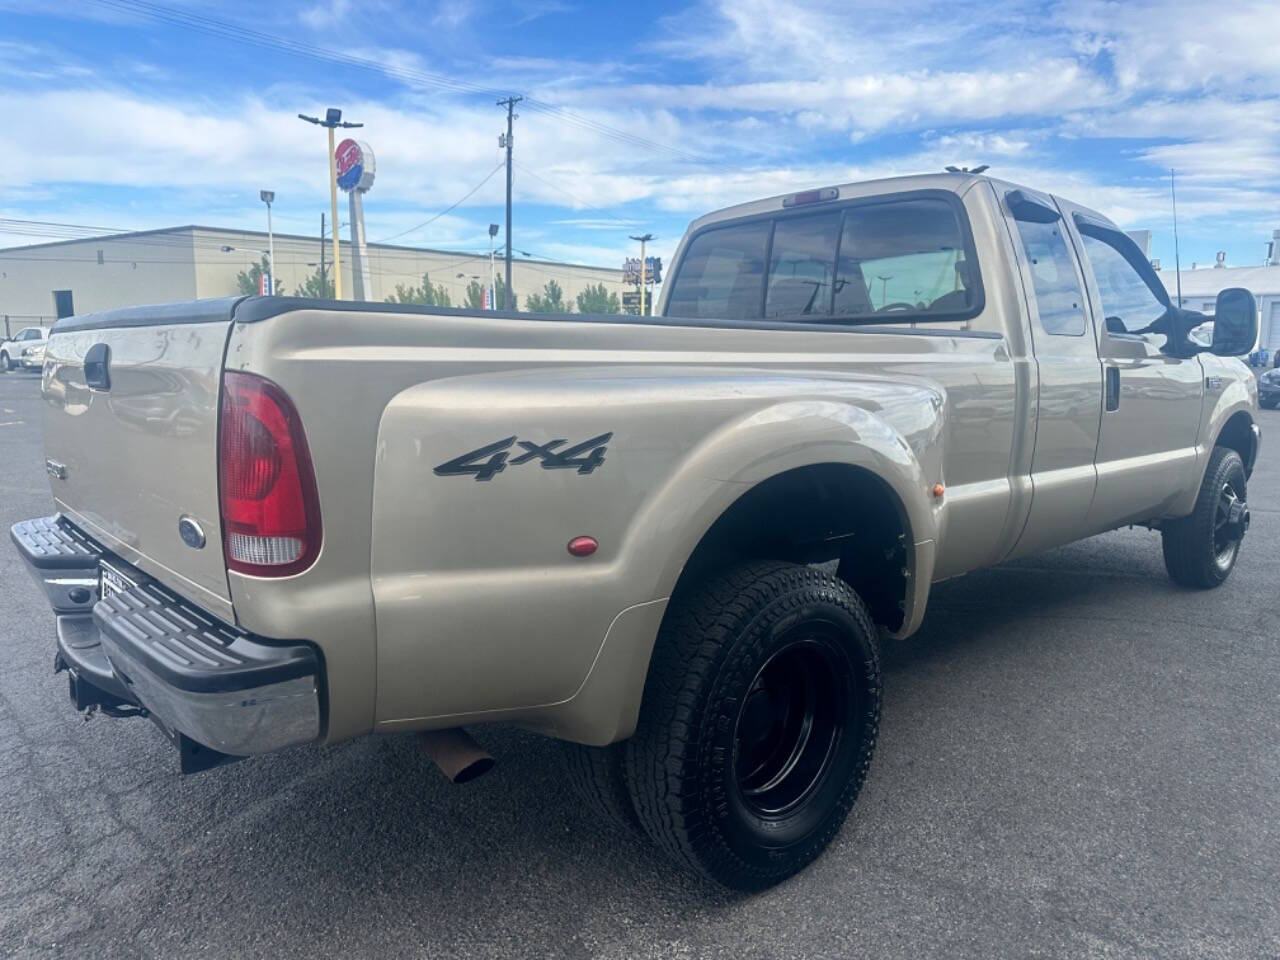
[3, 0, 1280, 283]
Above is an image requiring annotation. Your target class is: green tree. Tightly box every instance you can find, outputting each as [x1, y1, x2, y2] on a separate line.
[525, 279, 571, 314]
[294, 264, 335, 299]
[386, 272, 451, 307]
[576, 282, 621, 315]
[235, 256, 283, 296]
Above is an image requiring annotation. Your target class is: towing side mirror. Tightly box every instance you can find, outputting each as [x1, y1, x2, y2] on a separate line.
[1211, 287, 1257, 357]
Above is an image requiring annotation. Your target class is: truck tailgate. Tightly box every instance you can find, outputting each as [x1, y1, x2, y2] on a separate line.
[41, 299, 240, 622]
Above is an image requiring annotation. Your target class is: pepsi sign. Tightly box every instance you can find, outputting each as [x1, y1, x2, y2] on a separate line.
[335, 139, 376, 193]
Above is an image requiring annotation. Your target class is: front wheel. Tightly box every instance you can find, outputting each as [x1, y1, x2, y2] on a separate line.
[1162, 446, 1249, 588]
[625, 562, 881, 890]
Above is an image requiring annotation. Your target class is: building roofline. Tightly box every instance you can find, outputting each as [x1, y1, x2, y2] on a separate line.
[0, 223, 615, 273]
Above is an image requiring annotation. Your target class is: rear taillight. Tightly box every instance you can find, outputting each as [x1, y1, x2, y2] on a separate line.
[219, 371, 322, 577]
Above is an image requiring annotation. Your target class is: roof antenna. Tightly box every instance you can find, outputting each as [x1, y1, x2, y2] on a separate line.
[944, 165, 989, 174]
[1170, 167, 1183, 308]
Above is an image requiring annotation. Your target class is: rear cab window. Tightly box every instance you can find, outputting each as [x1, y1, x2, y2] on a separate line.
[665, 222, 768, 320]
[666, 192, 984, 328]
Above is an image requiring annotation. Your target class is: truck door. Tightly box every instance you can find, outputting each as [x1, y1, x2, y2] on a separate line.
[1066, 210, 1203, 529]
[1001, 188, 1102, 558]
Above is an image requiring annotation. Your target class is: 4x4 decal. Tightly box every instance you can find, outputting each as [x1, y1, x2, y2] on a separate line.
[434, 432, 612, 481]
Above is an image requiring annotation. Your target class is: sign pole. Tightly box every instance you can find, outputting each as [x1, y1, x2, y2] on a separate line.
[628, 233, 654, 316]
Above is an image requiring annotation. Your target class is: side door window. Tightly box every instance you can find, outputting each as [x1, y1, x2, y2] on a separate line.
[1077, 231, 1171, 349]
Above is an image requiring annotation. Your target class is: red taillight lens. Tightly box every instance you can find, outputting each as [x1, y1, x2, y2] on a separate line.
[219, 371, 322, 577]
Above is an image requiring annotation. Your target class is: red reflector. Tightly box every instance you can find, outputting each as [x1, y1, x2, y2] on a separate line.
[567, 536, 598, 557]
[219, 371, 322, 577]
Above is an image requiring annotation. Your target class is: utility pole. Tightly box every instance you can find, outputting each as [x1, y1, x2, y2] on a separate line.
[298, 109, 363, 300]
[319, 213, 327, 295]
[497, 96, 522, 310]
[630, 233, 654, 315]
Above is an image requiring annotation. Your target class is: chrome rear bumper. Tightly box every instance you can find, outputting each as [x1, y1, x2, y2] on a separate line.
[12, 515, 323, 770]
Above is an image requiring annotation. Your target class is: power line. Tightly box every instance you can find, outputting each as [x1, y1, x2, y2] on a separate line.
[371, 160, 505, 245]
[85, 0, 721, 167]
[512, 163, 637, 225]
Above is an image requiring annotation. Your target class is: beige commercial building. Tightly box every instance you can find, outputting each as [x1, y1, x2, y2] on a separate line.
[1, 225, 628, 335]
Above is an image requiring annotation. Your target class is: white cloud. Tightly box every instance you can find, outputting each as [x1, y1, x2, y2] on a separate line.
[299, 0, 352, 30]
[8, 0, 1280, 266]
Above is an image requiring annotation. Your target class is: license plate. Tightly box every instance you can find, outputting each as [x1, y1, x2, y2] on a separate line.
[99, 560, 138, 602]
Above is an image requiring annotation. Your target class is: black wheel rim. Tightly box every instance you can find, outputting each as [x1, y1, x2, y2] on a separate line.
[732, 634, 848, 818]
[1213, 479, 1247, 569]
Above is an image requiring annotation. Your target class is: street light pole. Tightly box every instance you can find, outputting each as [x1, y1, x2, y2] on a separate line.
[629, 233, 654, 316]
[488, 223, 499, 310]
[260, 190, 275, 292]
[298, 108, 363, 300]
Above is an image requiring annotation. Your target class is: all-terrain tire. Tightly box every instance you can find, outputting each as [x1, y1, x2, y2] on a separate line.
[624, 561, 881, 890]
[1162, 446, 1248, 588]
[560, 741, 640, 832]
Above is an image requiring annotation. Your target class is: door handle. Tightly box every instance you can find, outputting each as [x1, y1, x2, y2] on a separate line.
[1105, 366, 1120, 411]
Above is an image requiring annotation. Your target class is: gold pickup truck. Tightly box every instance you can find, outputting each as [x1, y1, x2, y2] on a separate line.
[12, 172, 1261, 889]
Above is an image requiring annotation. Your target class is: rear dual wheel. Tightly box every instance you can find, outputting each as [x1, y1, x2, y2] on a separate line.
[620, 562, 882, 890]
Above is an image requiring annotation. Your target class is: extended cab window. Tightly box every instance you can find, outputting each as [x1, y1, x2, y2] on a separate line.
[1079, 232, 1168, 337]
[1013, 218, 1087, 336]
[834, 199, 975, 318]
[666, 222, 768, 320]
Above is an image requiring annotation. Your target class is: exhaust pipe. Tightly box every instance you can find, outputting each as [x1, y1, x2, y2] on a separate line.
[417, 728, 494, 784]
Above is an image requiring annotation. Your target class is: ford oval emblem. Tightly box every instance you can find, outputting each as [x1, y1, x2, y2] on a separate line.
[178, 516, 206, 549]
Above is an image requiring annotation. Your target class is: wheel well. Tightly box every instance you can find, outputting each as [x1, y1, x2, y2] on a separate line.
[1216, 411, 1255, 477]
[675, 463, 910, 631]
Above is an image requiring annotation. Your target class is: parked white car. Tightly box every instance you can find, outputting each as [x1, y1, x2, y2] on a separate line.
[0, 326, 48, 371]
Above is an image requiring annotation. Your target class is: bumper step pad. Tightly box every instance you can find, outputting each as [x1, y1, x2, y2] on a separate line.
[94, 580, 318, 694]
[11, 515, 103, 569]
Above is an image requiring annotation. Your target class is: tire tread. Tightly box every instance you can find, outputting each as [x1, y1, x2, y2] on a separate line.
[1162, 445, 1246, 589]
[624, 561, 881, 889]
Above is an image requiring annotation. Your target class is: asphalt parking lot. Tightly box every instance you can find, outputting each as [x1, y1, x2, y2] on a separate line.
[1, 367, 1277, 960]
